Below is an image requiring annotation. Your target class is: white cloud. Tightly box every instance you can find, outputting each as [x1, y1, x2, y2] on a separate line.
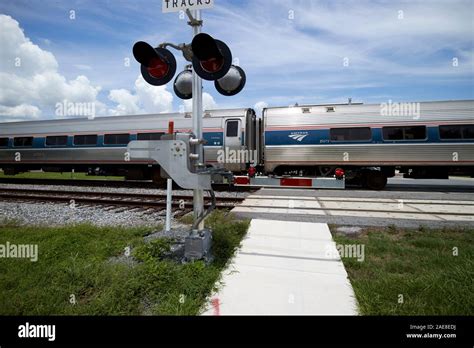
[254, 101, 268, 115]
[0, 13, 173, 119]
[135, 77, 174, 114]
[0, 104, 42, 121]
[0, 14, 103, 120]
[182, 92, 218, 112]
[108, 89, 141, 116]
[108, 76, 174, 115]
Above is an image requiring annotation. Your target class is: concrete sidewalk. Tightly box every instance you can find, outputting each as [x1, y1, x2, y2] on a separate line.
[202, 219, 358, 315]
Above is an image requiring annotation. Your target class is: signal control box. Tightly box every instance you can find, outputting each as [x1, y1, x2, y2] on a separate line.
[127, 133, 212, 190]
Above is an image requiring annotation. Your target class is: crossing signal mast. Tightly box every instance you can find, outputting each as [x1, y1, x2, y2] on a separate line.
[131, 1, 244, 261]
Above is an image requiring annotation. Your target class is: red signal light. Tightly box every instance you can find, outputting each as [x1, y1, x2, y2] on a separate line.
[335, 168, 345, 179]
[248, 166, 256, 178]
[147, 57, 170, 79]
[200, 57, 224, 73]
[132, 41, 176, 86]
[191, 33, 232, 81]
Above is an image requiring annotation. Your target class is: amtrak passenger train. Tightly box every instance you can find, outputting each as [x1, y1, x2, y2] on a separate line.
[0, 100, 473, 190]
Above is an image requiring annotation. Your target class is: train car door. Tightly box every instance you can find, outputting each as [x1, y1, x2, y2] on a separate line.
[224, 119, 245, 172]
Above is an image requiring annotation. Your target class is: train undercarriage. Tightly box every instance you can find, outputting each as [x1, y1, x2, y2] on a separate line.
[2, 163, 473, 191]
[270, 165, 474, 190]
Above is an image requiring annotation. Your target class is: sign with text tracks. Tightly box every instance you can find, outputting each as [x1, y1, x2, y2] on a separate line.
[162, 0, 214, 13]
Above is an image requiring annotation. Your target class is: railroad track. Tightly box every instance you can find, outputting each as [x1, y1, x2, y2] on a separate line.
[0, 178, 254, 192]
[233, 194, 474, 225]
[1, 178, 473, 193]
[0, 178, 155, 188]
[0, 187, 245, 215]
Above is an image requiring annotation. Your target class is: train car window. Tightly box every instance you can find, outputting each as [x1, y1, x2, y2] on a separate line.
[403, 126, 426, 140]
[439, 125, 462, 139]
[440, 125, 474, 140]
[330, 127, 372, 141]
[226, 121, 239, 137]
[74, 135, 98, 146]
[137, 132, 164, 141]
[383, 127, 403, 140]
[104, 133, 130, 145]
[463, 125, 474, 139]
[46, 136, 68, 146]
[383, 126, 426, 141]
[13, 137, 33, 147]
[0, 138, 8, 147]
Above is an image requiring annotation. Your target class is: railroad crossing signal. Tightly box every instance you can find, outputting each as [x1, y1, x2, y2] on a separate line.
[132, 42, 177, 86]
[191, 33, 232, 81]
[132, 28, 246, 98]
[131, 5, 241, 259]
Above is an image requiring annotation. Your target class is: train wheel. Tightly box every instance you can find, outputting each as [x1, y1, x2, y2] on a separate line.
[365, 171, 387, 190]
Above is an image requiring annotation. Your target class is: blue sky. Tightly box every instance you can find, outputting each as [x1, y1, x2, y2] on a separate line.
[0, 0, 473, 121]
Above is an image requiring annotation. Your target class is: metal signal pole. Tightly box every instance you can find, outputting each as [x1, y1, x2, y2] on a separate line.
[190, 9, 205, 232]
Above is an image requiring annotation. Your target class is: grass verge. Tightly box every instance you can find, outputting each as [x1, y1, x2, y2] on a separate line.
[0, 211, 249, 315]
[332, 225, 474, 315]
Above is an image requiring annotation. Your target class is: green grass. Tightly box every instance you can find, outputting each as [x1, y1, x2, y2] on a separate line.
[0, 171, 124, 181]
[333, 226, 474, 315]
[0, 211, 249, 315]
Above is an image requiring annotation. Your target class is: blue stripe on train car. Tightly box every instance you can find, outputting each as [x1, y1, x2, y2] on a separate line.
[265, 129, 329, 146]
[6, 132, 224, 149]
[265, 126, 474, 145]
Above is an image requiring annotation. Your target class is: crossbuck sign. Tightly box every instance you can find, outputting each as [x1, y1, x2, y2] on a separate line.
[162, 0, 214, 13]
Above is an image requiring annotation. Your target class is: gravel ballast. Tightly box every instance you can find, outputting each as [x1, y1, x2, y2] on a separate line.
[0, 183, 245, 227]
[0, 201, 175, 227]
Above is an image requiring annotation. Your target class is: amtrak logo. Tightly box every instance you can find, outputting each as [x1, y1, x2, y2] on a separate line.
[288, 132, 309, 142]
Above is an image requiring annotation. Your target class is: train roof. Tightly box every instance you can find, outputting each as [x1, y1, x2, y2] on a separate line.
[265, 99, 474, 111]
[263, 99, 474, 126]
[0, 108, 253, 127]
[264, 99, 473, 116]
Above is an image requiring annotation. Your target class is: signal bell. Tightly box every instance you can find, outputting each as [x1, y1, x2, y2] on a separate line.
[191, 33, 232, 81]
[215, 65, 246, 96]
[173, 68, 193, 100]
[133, 41, 177, 86]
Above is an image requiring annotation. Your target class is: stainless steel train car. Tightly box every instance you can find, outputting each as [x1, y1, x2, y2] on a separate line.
[262, 100, 474, 189]
[1, 100, 473, 189]
[0, 108, 258, 181]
